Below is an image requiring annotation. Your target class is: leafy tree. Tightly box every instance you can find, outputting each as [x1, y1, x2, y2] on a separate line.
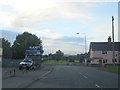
[55, 50, 64, 61]
[48, 53, 52, 60]
[12, 32, 43, 59]
[77, 53, 89, 63]
[1, 38, 12, 59]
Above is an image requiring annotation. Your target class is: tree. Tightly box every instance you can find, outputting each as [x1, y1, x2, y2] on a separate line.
[48, 53, 52, 60]
[12, 32, 43, 59]
[78, 53, 89, 63]
[1, 38, 12, 59]
[55, 50, 64, 61]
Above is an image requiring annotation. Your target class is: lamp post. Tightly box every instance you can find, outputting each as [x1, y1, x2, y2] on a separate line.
[76, 33, 87, 63]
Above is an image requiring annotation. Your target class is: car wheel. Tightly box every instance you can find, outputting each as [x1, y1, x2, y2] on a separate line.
[19, 66, 22, 70]
[26, 67, 29, 70]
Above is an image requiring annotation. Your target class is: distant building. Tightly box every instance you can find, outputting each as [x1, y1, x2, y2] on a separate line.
[89, 38, 120, 65]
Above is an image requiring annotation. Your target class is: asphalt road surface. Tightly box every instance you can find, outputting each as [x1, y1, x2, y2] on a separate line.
[28, 65, 118, 88]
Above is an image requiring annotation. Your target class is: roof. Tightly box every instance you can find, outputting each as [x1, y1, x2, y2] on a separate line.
[90, 42, 120, 51]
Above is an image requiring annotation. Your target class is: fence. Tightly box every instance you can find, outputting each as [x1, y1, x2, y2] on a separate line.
[2, 59, 22, 68]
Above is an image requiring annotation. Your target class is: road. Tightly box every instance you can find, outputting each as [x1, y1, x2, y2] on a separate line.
[29, 65, 118, 88]
[3, 65, 119, 88]
[0, 63, 2, 90]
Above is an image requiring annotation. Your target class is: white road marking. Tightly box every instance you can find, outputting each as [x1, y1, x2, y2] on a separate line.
[82, 75, 88, 79]
[22, 71, 51, 88]
[79, 72, 88, 79]
[95, 84, 100, 88]
[38, 71, 51, 79]
[79, 73, 101, 88]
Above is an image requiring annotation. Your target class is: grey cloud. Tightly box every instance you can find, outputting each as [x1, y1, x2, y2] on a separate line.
[41, 36, 85, 46]
[2, 30, 20, 45]
[56, 36, 85, 43]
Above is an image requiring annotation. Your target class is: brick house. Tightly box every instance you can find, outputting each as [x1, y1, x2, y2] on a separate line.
[89, 38, 120, 65]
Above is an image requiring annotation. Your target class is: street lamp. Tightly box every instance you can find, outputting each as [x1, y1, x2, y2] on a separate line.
[76, 33, 87, 63]
[76, 33, 87, 54]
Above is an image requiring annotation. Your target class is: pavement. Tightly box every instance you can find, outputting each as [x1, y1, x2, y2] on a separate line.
[2, 65, 53, 88]
[2, 64, 119, 88]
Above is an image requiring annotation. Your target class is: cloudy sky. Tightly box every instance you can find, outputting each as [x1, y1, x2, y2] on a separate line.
[0, 0, 119, 55]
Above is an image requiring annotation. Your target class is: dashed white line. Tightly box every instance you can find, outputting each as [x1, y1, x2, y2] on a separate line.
[23, 71, 51, 88]
[79, 72, 88, 79]
[95, 84, 100, 88]
[82, 75, 88, 79]
[38, 71, 51, 79]
[79, 73, 101, 88]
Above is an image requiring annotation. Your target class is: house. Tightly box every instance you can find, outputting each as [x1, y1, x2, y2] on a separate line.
[89, 37, 120, 65]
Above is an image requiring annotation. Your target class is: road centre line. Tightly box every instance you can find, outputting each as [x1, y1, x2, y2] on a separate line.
[38, 71, 51, 79]
[79, 72, 101, 88]
[95, 84, 101, 88]
[79, 72, 88, 79]
[23, 71, 52, 88]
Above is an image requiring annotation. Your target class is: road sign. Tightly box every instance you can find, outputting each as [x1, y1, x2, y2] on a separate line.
[26, 46, 42, 50]
[25, 46, 42, 55]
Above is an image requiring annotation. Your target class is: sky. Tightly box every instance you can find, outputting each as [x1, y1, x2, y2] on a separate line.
[0, 0, 119, 55]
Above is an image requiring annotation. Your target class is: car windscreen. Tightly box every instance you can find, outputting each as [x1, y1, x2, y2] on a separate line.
[23, 59, 32, 62]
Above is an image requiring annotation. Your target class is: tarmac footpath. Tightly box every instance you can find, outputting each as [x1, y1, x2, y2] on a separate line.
[2, 65, 53, 88]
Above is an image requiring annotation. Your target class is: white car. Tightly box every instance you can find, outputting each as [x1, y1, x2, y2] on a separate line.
[19, 58, 34, 70]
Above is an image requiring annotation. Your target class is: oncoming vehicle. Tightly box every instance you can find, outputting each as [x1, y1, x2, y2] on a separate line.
[19, 58, 34, 70]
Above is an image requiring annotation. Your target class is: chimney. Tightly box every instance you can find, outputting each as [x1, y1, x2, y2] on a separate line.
[108, 36, 111, 43]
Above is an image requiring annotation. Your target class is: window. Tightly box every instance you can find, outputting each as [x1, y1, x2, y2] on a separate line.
[102, 51, 107, 54]
[103, 60, 105, 63]
[112, 58, 117, 62]
[106, 51, 107, 54]
[103, 59, 107, 63]
[102, 51, 104, 54]
[106, 59, 107, 63]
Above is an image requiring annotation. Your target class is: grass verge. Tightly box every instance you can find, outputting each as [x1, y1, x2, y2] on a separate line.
[41, 60, 80, 65]
[100, 66, 120, 73]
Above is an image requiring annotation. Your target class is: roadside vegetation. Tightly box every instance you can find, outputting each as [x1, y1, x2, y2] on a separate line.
[101, 65, 120, 73]
[41, 60, 80, 65]
[1, 32, 43, 59]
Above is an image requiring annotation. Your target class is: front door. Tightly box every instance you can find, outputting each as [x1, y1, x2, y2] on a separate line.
[99, 59, 103, 67]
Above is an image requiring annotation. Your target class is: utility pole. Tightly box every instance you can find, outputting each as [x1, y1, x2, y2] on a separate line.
[85, 33, 87, 54]
[112, 16, 115, 65]
[76, 33, 87, 63]
[25, 32, 27, 58]
[83, 33, 87, 64]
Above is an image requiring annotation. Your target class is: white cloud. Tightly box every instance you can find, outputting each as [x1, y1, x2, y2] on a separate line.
[0, 0, 118, 55]
[25, 28, 63, 39]
[88, 22, 118, 42]
[40, 29, 62, 39]
[34, 29, 62, 39]
[0, 0, 57, 11]
[41, 37, 85, 54]
[0, 11, 15, 28]
[0, 0, 94, 32]
[44, 45, 84, 55]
